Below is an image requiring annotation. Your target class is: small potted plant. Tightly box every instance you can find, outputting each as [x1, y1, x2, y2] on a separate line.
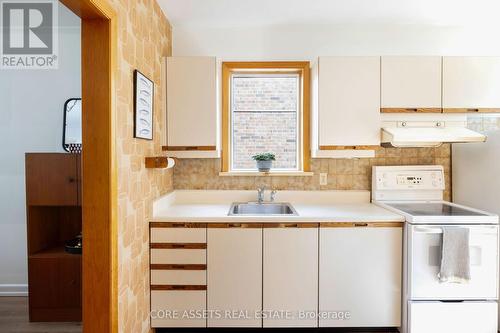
[252, 152, 276, 172]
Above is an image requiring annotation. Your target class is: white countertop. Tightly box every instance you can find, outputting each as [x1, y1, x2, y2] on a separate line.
[151, 190, 404, 223]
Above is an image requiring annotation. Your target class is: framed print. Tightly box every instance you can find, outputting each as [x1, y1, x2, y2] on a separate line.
[134, 70, 154, 140]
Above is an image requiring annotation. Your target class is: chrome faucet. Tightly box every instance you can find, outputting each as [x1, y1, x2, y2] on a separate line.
[270, 189, 277, 202]
[257, 186, 266, 204]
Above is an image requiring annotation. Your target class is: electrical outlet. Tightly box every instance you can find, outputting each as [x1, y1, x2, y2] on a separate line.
[320, 173, 328, 186]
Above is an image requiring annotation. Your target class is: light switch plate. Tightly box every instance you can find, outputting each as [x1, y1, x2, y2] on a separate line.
[320, 173, 328, 186]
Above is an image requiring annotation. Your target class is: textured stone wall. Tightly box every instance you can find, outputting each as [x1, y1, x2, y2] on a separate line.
[174, 145, 452, 201]
[232, 76, 298, 169]
[233, 112, 297, 169]
[101, 1, 173, 332]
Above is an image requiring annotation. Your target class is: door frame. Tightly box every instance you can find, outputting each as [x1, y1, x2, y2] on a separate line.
[59, 1, 117, 332]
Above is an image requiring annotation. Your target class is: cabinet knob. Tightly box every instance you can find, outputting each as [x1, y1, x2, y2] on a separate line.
[68, 177, 76, 183]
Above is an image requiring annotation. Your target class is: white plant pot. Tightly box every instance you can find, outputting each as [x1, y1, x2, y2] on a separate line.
[256, 160, 273, 172]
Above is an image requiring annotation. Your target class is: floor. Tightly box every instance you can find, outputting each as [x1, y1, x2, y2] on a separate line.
[0, 297, 397, 333]
[0, 297, 81, 333]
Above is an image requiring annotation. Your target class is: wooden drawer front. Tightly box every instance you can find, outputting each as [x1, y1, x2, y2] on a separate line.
[151, 270, 206, 285]
[151, 249, 206, 265]
[151, 227, 206, 243]
[151, 290, 207, 328]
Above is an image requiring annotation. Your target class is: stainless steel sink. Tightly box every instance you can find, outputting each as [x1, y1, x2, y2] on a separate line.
[228, 202, 298, 216]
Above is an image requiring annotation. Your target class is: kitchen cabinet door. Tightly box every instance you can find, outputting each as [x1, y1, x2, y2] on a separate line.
[166, 56, 219, 157]
[381, 56, 442, 112]
[263, 225, 318, 327]
[317, 57, 380, 149]
[319, 224, 402, 327]
[443, 56, 500, 112]
[207, 226, 262, 327]
[25, 153, 80, 206]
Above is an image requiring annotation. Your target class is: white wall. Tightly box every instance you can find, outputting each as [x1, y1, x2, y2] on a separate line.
[173, 24, 500, 59]
[0, 3, 81, 295]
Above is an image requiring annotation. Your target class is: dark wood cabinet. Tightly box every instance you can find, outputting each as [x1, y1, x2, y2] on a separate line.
[25, 153, 82, 322]
[28, 256, 81, 321]
[25, 153, 80, 206]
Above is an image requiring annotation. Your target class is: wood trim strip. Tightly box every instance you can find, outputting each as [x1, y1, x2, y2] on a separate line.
[221, 63, 231, 172]
[150, 222, 207, 228]
[162, 146, 216, 151]
[151, 285, 207, 291]
[381, 108, 442, 113]
[221, 61, 311, 172]
[61, 0, 118, 332]
[302, 63, 311, 172]
[262, 223, 319, 228]
[150, 243, 207, 249]
[319, 145, 380, 150]
[443, 108, 500, 113]
[150, 264, 207, 270]
[207, 223, 263, 228]
[320, 222, 404, 228]
[223, 62, 310, 70]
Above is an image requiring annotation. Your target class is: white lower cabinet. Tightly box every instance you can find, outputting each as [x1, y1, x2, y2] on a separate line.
[263, 225, 318, 327]
[150, 223, 403, 329]
[319, 224, 402, 327]
[150, 224, 207, 328]
[408, 301, 497, 333]
[151, 290, 207, 328]
[207, 226, 262, 327]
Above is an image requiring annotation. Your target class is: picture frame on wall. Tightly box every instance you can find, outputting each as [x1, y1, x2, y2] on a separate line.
[134, 70, 154, 140]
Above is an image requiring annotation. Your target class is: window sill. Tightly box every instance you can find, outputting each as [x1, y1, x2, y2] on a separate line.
[219, 171, 314, 177]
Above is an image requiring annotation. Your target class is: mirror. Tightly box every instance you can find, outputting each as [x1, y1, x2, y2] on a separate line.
[63, 98, 82, 153]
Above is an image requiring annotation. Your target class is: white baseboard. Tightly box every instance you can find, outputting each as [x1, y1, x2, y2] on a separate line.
[0, 284, 28, 296]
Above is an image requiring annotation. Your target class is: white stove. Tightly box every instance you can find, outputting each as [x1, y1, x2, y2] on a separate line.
[378, 201, 497, 224]
[372, 165, 499, 333]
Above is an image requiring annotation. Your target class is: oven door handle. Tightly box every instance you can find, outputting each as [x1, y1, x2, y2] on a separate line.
[414, 226, 498, 235]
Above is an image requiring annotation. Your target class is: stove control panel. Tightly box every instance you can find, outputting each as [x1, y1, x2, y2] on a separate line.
[372, 166, 445, 201]
[397, 175, 423, 186]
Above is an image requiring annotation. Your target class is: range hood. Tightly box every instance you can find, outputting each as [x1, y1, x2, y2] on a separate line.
[382, 121, 486, 148]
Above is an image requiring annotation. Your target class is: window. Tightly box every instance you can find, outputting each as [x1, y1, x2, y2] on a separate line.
[222, 62, 310, 173]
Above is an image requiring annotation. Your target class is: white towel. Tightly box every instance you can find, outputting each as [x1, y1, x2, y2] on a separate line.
[438, 227, 471, 283]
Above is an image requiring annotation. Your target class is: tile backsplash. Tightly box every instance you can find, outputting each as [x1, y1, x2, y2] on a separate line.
[174, 145, 451, 201]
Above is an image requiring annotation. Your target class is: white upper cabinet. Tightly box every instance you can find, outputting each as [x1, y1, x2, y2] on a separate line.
[312, 57, 380, 158]
[443, 56, 500, 112]
[166, 56, 219, 157]
[381, 56, 442, 112]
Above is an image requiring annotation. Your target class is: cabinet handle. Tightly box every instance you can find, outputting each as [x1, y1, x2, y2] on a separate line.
[228, 223, 242, 228]
[466, 108, 479, 112]
[68, 177, 76, 183]
[171, 285, 184, 290]
[405, 108, 418, 112]
[354, 223, 369, 227]
[284, 223, 299, 228]
[171, 223, 185, 228]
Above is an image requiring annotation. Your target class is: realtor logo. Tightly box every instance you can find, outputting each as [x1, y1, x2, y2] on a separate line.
[1, 0, 58, 69]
